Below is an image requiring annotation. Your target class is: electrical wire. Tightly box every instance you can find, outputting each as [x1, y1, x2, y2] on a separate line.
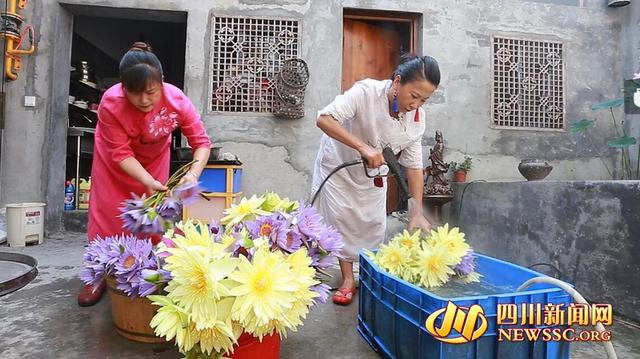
[13, 24, 33, 50]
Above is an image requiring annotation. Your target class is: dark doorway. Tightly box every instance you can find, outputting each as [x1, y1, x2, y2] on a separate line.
[65, 11, 187, 193]
[342, 9, 421, 214]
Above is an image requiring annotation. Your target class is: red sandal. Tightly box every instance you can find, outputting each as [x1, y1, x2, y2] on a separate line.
[332, 287, 357, 306]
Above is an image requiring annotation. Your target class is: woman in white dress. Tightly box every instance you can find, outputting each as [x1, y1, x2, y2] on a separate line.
[312, 54, 441, 305]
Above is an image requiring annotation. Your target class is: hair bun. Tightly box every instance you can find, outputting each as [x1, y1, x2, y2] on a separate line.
[130, 42, 153, 52]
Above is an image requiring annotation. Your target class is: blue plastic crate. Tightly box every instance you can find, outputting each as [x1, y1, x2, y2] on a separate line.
[199, 167, 242, 193]
[358, 251, 572, 359]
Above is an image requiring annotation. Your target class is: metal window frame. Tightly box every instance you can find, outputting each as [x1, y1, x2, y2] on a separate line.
[490, 34, 566, 132]
[208, 15, 301, 115]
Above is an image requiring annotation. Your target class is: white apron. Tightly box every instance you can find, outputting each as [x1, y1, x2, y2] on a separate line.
[312, 79, 426, 261]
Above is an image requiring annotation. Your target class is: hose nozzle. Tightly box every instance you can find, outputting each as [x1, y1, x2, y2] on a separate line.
[382, 147, 411, 199]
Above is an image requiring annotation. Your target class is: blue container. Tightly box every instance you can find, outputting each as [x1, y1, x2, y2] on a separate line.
[358, 251, 572, 359]
[199, 167, 242, 193]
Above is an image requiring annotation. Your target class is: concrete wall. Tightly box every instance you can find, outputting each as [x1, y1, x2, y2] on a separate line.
[0, 0, 631, 233]
[445, 180, 640, 321]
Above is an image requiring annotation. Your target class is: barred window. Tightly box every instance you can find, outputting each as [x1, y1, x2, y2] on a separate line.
[210, 16, 300, 113]
[491, 35, 565, 130]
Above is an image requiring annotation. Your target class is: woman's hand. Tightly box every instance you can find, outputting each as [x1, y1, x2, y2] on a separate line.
[178, 170, 198, 186]
[408, 214, 432, 233]
[359, 145, 386, 168]
[146, 179, 168, 196]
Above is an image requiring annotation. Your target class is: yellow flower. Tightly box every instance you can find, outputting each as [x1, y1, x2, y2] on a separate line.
[283, 249, 319, 330]
[193, 297, 239, 356]
[260, 191, 300, 213]
[164, 247, 239, 330]
[163, 220, 228, 255]
[221, 195, 270, 227]
[260, 191, 282, 212]
[229, 248, 298, 327]
[363, 248, 381, 266]
[414, 243, 458, 288]
[242, 315, 290, 340]
[377, 239, 415, 280]
[457, 271, 483, 284]
[426, 224, 469, 263]
[148, 295, 197, 352]
[395, 229, 422, 251]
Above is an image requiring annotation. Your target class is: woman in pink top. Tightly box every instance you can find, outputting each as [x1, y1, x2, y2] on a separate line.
[78, 42, 211, 306]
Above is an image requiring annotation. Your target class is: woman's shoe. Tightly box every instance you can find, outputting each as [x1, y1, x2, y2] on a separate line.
[332, 287, 357, 305]
[77, 281, 106, 307]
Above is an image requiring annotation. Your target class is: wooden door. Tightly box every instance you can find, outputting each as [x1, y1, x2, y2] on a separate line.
[342, 19, 401, 91]
[342, 14, 418, 214]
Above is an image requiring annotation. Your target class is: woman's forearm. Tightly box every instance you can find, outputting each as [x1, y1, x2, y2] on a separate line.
[406, 168, 424, 206]
[189, 147, 210, 178]
[317, 115, 368, 153]
[119, 157, 155, 187]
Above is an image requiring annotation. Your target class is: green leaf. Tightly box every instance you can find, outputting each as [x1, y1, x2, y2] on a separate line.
[591, 98, 624, 110]
[570, 119, 595, 133]
[147, 294, 173, 307]
[607, 136, 637, 148]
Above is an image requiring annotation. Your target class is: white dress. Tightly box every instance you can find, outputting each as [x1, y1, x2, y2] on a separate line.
[312, 79, 426, 262]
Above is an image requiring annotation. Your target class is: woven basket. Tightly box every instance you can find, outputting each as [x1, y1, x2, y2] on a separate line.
[279, 58, 309, 88]
[272, 96, 304, 120]
[272, 58, 308, 120]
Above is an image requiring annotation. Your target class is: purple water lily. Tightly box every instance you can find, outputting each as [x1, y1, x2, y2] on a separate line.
[246, 214, 285, 240]
[209, 219, 221, 235]
[275, 227, 303, 253]
[80, 235, 120, 286]
[293, 203, 324, 241]
[139, 268, 171, 297]
[113, 236, 156, 296]
[157, 197, 182, 222]
[172, 182, 202, 205]
[311, 283, 332, 304]
[455, 249, 477, 276]
[317, 226, 344, 254]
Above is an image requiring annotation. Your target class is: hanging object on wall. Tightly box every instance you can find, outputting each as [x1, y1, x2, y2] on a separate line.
[0, 0, 36, 81]
[607, 0, 631, 7]
[272, 58, 309, 120]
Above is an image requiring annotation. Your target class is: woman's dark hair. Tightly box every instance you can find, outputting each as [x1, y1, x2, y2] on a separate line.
[392, 53, 440, 87]
[119, 42, 163, 93]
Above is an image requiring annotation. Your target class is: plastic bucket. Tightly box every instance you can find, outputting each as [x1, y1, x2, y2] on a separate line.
[6, 202, 46, 247]
[231, 332, 281, 359]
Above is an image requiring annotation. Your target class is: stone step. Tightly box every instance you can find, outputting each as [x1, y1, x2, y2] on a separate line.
[63, 210, 88, 233]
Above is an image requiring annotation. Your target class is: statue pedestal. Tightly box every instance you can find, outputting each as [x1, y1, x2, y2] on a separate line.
[423, 194, 454, 224]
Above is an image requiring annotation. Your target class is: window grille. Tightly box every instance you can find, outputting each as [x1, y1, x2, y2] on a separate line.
[211, 16, 300, 113]
[491, 35, 565, 130]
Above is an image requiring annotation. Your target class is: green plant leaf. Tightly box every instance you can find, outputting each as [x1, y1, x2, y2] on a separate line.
[591, 98, 624, 110]
[607, 136, 637, 148]
[570, 119, 595, 133]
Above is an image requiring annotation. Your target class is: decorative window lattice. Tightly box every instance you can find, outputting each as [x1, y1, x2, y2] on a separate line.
[211, 16, 299, 113]
[492, 36, 565, 130]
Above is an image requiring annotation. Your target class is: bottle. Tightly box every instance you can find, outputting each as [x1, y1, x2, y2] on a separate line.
[64, 181, 75, 211]
[78, 177, 91, 210]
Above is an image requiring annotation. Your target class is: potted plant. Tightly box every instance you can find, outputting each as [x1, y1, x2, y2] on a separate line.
[450, 156, 473, 182]
[82, 191, 344, 358]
